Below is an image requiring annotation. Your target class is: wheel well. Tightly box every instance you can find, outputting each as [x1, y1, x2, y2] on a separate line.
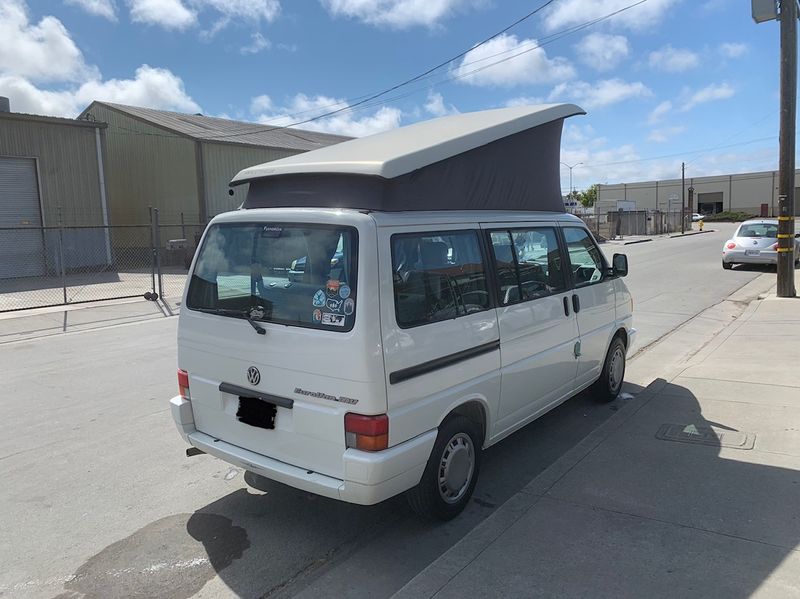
[614, 327, 628, 349]
[448, 401, 487, 445]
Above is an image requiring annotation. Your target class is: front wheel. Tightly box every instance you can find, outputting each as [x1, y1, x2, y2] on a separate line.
[406, 415, 482, 521]
[592, 336, 626, 402]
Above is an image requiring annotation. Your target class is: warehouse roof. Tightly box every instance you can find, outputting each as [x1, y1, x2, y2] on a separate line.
[79, 102, 350, 151]
[232, 103, 584, 184]
[0, 110, 106, 129]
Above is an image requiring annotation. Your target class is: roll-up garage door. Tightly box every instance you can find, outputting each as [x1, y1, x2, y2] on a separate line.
[0, 157, 46, 278]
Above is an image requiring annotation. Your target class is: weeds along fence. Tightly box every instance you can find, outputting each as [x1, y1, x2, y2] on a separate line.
[0, 209, 206, 312]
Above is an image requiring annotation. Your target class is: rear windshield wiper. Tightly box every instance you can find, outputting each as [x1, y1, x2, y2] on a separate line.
[191, 307, 266, 335]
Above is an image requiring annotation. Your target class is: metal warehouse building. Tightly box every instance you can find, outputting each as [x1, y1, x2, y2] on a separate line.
[78, 102, 350, 225]
[598, 169, 800, 217]
[0, 99, 109, 279]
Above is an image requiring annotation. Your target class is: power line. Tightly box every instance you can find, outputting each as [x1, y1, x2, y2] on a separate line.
[203, 0, 651, 141]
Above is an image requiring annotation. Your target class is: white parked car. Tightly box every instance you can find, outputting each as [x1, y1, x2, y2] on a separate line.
[692, 213, 704, 222]
[170, 105, 636, 520]
[722, 218, 800, 269]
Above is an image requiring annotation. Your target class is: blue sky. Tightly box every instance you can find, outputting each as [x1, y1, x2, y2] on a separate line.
[0, 0, 787, 192]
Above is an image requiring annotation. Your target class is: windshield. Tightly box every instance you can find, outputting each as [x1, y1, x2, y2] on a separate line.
[186, 223, 358, 331]
[737, 223, 778, 238]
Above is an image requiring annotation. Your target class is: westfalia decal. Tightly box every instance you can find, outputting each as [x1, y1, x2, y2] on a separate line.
[294, 387, 359, 405]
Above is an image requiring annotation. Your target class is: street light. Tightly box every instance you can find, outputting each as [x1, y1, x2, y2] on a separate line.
[561, 161, 583, 201]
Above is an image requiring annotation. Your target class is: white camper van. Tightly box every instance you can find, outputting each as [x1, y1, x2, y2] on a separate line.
[170, 104, 635, 520]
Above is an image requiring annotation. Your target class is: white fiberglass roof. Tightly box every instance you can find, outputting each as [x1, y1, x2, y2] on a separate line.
[230, 103, 585, 185]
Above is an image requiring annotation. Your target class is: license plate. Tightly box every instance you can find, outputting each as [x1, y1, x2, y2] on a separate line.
[745, 249, 760, 256]
[236, 396, 277, 429]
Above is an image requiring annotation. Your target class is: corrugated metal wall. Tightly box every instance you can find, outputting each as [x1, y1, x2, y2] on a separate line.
[86, 104, 200, 224]
[201, 142, 299, 218]
[0, 118, 103, 226]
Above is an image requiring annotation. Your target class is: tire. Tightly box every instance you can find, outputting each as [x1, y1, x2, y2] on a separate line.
[722, 260, 733, 270]
[592, 336, 626, 403]
[406, 415, 482, 521]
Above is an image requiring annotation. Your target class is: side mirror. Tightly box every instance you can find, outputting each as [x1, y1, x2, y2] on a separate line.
[612, 253, 629, 277]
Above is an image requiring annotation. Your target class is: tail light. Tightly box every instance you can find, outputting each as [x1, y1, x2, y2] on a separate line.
[345, 413, 388, 451]
[771, 242, 779, 250]
[178, 369, 191, 400]
[725, 242, 736, 249]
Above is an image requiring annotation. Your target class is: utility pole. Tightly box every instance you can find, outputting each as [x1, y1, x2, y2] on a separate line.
[681, 162, 685, 235]
[778, 0, 797, 296]
[753, 0, 797, 297]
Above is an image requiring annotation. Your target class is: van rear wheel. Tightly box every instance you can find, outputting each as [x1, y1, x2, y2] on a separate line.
[406, 415, 482, 521]
[592, 336, 626, 402]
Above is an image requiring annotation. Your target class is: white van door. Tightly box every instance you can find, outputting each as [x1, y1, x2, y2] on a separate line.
[178, 215, 386, 480]
[486, 225, 581, 435]
[560, 225, 617, 388]
[379, 226, 501, 446]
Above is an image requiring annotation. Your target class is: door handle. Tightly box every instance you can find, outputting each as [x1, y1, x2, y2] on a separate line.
[572, 294, 580, 313]
[563, 296, 570, 317]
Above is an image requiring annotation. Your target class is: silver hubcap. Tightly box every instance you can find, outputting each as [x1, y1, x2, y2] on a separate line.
[608, 346, 625, 392]
[438, 433, 475, 504]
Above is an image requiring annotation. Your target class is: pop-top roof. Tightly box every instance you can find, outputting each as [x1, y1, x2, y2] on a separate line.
[231, 103, 584, 185]
[237, 103, 585, 213]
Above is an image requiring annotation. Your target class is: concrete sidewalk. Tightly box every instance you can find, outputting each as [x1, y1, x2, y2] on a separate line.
[396, 275, 800, 598]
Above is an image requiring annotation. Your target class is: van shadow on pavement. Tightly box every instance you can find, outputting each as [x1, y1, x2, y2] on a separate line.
[409, 378, 800, 598]
[53, 384, 646, 599]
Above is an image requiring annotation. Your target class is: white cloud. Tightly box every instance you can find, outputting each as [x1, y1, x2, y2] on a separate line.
[320, 0, 482, 29]
[424, 91, 458, 116]
[455, 33, 575, 87]
[681, 83, 735, 111]
[240, 32, 271, 54]
[648, 45, 700, 72]
[542, 0, 678, 32]
[0, 65, 201, 117]
[251, 93, 402, 137]
[504, 96, 545, 107]
[719, 42, 747, 58]
[648, 125, 686, 143]
[548, 78, 651, 109]
[128, 0, 197, 30]
[648, 100, 672, 124]
[574, 33, 629, 72]
[65, 0, 117, 20]
[0, 0, 95, 82]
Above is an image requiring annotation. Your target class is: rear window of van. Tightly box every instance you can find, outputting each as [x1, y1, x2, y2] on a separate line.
[187, 223, 358, 331]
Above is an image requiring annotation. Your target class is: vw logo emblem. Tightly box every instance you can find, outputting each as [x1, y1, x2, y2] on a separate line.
[246, 366, 261, 386]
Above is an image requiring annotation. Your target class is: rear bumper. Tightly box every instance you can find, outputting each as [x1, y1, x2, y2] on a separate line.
[170, 396, 436, 505]
[722, 249, 779, 265]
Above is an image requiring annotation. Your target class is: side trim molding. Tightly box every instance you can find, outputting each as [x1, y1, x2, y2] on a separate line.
[389, 339, 500, 385]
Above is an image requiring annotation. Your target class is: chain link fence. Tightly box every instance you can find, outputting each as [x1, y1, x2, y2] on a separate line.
[0, 211, 206, 312]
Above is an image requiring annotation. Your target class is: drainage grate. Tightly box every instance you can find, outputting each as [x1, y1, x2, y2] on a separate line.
[656, 423, 755, 450]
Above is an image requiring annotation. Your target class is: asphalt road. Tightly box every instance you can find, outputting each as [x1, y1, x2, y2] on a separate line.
[0, 222, 776, 599]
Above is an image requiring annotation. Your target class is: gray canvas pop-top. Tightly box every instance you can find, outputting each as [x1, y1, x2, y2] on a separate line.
[231, 104, 585, 213]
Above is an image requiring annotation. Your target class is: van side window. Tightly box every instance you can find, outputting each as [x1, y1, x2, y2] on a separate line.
[563, 227, 606, 288]
[392, 230, 490, 327]
[490, 227, 566, 305]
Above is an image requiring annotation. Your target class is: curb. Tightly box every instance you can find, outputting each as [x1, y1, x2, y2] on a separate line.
[622, 238, 652, 245]
[669, 229, 715, 238]
[392, 378, 669, 599]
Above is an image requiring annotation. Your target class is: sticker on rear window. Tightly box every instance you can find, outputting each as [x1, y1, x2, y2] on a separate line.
[321, 313, 345, 327]
[326, 280, 340, 297]
[312, 289, 326, 307]
[261, 225, 283, 237]
[312, 309, 322, 323]
[343, 298, 355, 316]
[339, 284, 351, 299]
